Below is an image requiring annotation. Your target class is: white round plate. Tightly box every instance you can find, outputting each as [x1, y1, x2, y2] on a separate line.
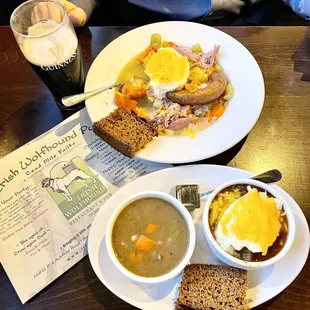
[88, 165, 309, 309]
[85, 21, 265, 164]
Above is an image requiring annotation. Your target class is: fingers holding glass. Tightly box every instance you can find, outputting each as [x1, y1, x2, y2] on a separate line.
[31, 1, 63, 25]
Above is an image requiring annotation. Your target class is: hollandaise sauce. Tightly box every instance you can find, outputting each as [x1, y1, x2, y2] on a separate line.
[209, 184, 288, 262]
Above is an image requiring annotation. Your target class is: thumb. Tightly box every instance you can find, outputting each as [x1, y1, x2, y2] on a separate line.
[68, 8, 87, 27]
[212, 0, 245, 14]
[58, 0, 87, 26]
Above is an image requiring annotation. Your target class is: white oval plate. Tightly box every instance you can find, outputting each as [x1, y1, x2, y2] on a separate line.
[88, 165, 310, 309]
[85, 21, 265, 164]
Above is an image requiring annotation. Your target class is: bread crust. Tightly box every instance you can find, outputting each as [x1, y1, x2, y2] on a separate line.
[93, 108, 157, 158]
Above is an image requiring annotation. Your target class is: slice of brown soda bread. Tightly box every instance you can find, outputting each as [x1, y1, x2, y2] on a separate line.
[93, 108, 157, 158]
[176, 264, 248, 310]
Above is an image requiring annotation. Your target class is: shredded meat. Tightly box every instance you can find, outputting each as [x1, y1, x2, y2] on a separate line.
[148, 99, 205, 132]
[168, 117, 198, 131]
[195, 45, 220, 70]
[173, 45, 220, 71]
[174, 46, 201, 62]
[146, 89, 155, 97]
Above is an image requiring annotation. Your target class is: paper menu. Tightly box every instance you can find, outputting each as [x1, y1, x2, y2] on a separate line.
[0, 108, 171, 303]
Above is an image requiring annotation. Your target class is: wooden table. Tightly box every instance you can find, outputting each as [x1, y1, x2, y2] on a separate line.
[0, 26, 309, 309]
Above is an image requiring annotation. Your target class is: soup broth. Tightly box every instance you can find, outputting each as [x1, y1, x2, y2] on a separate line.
[209, 184, 288, 262]
[112, 197, 189, 277]
[117, 56, 148, 83]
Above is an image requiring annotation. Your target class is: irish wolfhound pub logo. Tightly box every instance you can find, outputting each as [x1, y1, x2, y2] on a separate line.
[41, 157, 107, 220]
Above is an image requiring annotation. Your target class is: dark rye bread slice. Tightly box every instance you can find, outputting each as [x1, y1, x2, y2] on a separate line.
[176, 264, 248, 310]
[175, 305, 195, 310]
[93, 108, 157, 158]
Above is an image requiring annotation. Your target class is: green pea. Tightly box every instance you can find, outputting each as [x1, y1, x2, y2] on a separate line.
[215, 63, 223, 71]
[151, 33, 161, 45]
[191, 43, 202, 53]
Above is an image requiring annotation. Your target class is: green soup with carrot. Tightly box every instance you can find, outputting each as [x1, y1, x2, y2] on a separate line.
[112, 197, 189, 277]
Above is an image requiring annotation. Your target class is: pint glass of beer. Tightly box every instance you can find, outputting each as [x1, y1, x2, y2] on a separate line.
[10, 0, 85, 110]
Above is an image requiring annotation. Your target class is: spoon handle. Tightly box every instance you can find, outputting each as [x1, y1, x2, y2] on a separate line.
[251, 169, 282, 183]
[61, 82, 121, 107]
[200, 169, 282, 198]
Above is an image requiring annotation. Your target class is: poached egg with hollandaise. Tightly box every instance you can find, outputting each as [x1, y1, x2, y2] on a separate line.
[144, 47, 190, 99]
[215, 187, 283, 256]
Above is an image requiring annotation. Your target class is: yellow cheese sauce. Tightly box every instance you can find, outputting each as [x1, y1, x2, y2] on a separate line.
[209, 184, 288, 262]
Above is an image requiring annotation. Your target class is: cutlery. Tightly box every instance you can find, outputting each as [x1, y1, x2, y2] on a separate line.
[200, 169, 282, 198]
[62, 82, 121, 107]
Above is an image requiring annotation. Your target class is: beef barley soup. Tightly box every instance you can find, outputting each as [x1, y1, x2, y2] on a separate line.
[112, 197, 189, 277]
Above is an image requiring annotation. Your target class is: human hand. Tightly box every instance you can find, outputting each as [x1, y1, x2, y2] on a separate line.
[31, 0, 87, 27]
[211, 0, 245, 14]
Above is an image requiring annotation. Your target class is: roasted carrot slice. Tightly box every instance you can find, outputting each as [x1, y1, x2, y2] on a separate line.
[137, 44, 160, 63]
[137, 44, 154, 63]
[115, 92, 137, 111]
[122, 84, 146, 99]
[115, 91, 124, 105]
[146, 224, 158, 234]
[205, 110, 212, 122]
[187, 108, 193, 115]
[207, 66, 216, 75]
[212, 104, 225, 118]
[168, 41, 177, 47]
[135, 235, 156, 251]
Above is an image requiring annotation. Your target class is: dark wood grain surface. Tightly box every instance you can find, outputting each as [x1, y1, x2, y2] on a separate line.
[0, 26, 309, 309]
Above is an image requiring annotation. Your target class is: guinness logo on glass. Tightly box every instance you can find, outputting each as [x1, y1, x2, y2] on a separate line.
[41, 52, 77, 71]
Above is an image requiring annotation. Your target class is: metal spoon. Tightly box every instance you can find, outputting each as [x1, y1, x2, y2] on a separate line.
[200, 169, 282, 198]
[61, 82, 121, 108]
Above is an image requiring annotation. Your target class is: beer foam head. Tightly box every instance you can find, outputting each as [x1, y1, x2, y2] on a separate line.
[21, 20, 77, 66]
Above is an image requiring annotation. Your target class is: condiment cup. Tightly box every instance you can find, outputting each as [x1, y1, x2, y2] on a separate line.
[202, 179, 295, 270]
[106, 191, 196, 284]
